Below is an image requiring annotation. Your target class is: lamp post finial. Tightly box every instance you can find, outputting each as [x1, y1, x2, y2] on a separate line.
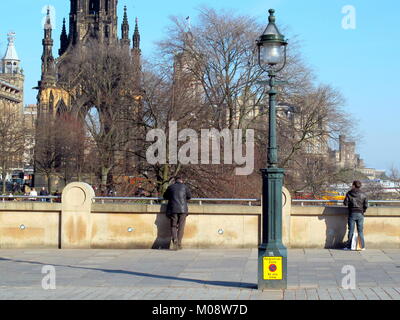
[268, 9, 276, 22]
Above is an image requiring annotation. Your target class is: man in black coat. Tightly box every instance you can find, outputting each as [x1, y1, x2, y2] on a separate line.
[39, 187, 49, 202]
[343, 180, 368, 250]
[163, 177, 192, 250]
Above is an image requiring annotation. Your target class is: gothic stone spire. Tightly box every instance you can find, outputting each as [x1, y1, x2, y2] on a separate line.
[133, 17, 140, 50]
[41, 7, 56, 86]
[59, 18, 69, 56]
[121, 6, 130, 47]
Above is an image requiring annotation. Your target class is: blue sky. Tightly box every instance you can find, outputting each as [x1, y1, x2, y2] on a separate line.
[1, 0, 399, 173]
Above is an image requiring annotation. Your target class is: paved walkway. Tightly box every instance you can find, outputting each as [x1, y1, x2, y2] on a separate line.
[0, 249, 399, 300]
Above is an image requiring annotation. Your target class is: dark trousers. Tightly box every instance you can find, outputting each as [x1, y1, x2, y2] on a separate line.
[347, 212, 365, 249]
[170, 213, 187, 245]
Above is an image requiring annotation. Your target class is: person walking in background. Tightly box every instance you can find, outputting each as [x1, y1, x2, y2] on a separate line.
[134, 183, 147, 197]
[23, 184, 31, 196]
[53, 190, 61, 202]
[163, 177, 192, 251]
[7, 192, 14, 201]
[29, 188, 38, 201]
[39, 187, 49, 202]
[12, 182, 20, 194]
[343, 180, 368, 251]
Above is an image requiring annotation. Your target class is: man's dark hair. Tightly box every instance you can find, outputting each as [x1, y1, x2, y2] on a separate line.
[353, 180, 362, 189]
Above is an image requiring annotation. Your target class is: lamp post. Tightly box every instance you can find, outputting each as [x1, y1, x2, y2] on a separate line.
[256, 9, 288, 290]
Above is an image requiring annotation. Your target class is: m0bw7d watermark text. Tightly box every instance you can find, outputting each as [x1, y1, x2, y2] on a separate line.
[146, 121, 255, 175]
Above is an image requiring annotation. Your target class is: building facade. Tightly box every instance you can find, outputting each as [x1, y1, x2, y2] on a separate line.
[0, 33, 26, 182]
[23, 104, 37, 170]
[328, 135, 364, 170]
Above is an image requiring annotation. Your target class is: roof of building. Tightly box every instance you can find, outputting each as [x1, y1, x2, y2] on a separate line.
[2, 32, 19, 61]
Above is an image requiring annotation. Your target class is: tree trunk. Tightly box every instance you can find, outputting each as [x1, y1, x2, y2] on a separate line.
[158, 164, 170, 197]
[2, 168, 6, 195]
[101, 166, 111, 194]
[47, 173, 53, 194]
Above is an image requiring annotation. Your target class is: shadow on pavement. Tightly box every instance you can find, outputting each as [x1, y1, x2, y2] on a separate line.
[0, 257, 257, 289]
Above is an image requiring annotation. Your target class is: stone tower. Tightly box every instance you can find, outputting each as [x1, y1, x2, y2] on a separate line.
[0, 32, 25, 172]
[35, 1, 142, 190]
[132, 17, 142, 89]
[64, 0, 119, 51]
[36, 8, 68, 116]
[36, 1, 142, 116]
[0, 32, 24, 113]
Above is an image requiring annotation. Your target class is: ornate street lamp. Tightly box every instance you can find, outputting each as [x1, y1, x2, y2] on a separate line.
[256, 9, 288, 290]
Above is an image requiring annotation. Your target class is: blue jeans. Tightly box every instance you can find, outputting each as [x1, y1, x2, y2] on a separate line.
[347, 212, 365, 249]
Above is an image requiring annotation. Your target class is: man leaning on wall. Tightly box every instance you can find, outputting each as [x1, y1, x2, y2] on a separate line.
[163, 177, 192, 251]
[343, 180, 368, 251]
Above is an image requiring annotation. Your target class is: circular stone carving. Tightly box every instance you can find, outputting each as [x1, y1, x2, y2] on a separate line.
[282, 191, 287, 207]
[64, 187, 86, 206]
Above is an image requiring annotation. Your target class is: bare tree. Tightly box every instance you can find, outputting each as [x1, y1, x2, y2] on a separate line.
[142, 7, 358, 197]
[34, 112, 60, 192]
[363, 181, 386, 200]
[159, 8, 269, 130]
[0, 106, 26, 194]
[284, 154, 339, 197]
[34, 7, 359, 198]
[54, 114, 86, 186]
[137, 57, 208, 195]
[57, 41, 141, 193]
[275, 84, 356, 194]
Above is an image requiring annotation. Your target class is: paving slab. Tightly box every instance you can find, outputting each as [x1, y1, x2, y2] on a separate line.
[0, 248, 399, 300]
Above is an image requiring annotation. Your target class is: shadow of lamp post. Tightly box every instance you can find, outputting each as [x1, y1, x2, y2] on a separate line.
[256, 9, 288, 290]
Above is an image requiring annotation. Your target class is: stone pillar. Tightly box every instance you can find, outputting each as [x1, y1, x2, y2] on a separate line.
[282, 187, 291, 248]
[61, 182, 95, 248]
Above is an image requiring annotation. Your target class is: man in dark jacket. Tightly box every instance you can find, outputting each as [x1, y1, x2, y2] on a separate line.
[39, 187, 49, 202]
[343, 180, 368, 250]
[163, 177, 192, 250]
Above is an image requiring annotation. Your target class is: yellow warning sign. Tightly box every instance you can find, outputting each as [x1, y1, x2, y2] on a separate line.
[263, 257, 283, 280]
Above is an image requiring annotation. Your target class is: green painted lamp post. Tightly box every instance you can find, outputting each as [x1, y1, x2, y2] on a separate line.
[256, 9, 288, 290]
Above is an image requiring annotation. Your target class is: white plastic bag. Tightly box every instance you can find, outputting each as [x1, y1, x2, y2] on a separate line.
[351, 231, 362, 250]
[351, 231, 358, 250]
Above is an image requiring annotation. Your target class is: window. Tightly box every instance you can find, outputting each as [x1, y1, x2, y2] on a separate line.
[105, 0, 109, 13]
[89, 0, 100, 14]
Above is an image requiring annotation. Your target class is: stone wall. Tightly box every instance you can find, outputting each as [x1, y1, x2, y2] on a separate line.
[90, 203, 261, 249]
[0, 183, 399, 249]
[0, 202, 61, 248]
[290, 206, 400, 248]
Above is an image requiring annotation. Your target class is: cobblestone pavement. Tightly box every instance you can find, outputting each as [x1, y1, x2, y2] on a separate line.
[0, 249, 399, 300]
